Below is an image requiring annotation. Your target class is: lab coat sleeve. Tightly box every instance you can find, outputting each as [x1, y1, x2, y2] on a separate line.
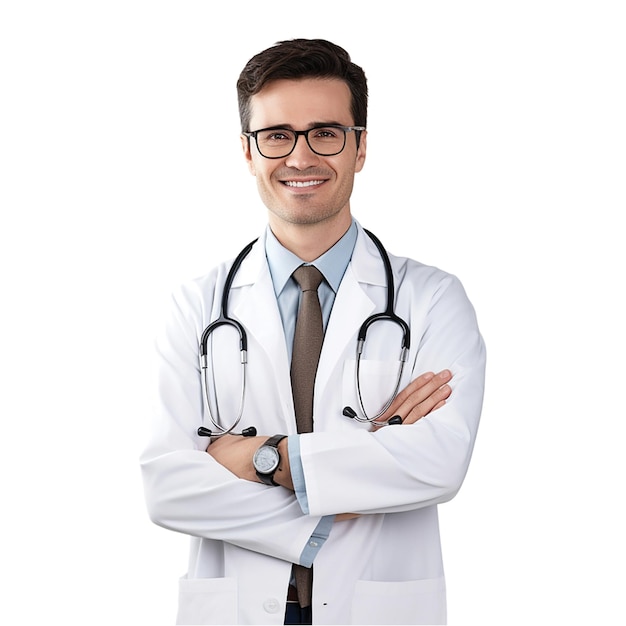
[140, 280, 322, 566]
[300, 271, 486, 517]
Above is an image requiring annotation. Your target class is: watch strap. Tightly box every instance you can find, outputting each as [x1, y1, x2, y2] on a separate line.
[265, 434, 287, 449]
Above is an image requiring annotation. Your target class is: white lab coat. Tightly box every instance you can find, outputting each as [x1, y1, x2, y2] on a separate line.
[141, 223, 486, 625]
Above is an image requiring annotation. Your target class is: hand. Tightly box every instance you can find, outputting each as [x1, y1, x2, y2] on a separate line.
[374, 369, 452, 429]
[206, 434, 261, 482]
[206, 435, 294, 489]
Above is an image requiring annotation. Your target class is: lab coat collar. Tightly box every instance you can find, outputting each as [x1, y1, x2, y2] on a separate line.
[228, 221, 387, 289]
[349, 221, 388, 288]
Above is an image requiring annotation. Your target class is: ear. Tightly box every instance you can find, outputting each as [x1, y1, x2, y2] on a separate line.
[354, 130, 367, 173]
[241, 134, 256, 175]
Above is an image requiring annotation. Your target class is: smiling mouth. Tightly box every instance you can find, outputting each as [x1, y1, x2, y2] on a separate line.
[283, 180, 325, 188]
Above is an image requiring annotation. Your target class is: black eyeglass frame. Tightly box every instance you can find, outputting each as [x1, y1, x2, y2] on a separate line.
[243, 124, 366, 159]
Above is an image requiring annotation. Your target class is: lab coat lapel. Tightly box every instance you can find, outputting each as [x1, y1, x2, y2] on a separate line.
[230, 237, 294, 423]
[314, 228, 386, 406]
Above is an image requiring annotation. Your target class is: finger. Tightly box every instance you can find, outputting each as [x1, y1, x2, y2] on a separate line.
[382, 370, 452, 422]
[391, 371, 435, 406]
[381, 371, 435, 418]
[374, 394, 447, 430]
[402, 385, 451, 425]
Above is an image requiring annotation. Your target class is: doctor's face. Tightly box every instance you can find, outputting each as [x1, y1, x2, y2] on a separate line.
[241, 78, 367, 231]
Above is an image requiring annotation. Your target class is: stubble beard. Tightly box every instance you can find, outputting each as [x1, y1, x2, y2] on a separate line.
[261, 178, 355, 228]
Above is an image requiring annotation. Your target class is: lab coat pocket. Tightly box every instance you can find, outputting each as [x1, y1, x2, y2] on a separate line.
[351, 577, 446, 625]
[176, 576, 238, 625]
[342, 359, 401, 421]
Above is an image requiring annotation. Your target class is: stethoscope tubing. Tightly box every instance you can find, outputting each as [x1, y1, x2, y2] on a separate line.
[352, 230, 411, 425]
[198, 230, 411, 436]
[199, 239, 257, 437]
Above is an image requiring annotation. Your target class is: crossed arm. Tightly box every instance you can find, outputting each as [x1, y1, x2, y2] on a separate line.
[207, 368, 453, 491]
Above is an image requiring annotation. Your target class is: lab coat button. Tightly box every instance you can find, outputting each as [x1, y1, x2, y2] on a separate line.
[309, 540, 319, 547]
[263, 598, 280, 613]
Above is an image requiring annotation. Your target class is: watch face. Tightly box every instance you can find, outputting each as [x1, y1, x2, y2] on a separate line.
[254, 446, 279, 473]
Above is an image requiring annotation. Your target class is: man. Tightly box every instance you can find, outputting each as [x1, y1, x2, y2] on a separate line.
[141, 38, 486, 625]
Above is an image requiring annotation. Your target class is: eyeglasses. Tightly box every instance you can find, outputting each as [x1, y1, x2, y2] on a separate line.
[243, 125, 366, 159]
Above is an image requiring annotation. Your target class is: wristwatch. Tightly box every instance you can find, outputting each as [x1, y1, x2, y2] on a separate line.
[253, 434, 288, 486]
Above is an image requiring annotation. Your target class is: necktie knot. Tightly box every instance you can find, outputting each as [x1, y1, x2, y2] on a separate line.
[293, 265, 323, 293]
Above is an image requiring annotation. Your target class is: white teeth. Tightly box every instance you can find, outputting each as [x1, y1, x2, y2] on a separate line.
[284, 180, 324, 187]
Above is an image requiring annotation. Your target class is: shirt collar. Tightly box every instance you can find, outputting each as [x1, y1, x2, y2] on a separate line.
[265, 220, 358, 296]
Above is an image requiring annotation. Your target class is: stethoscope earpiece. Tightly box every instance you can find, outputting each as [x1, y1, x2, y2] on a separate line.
[343, 406, 357, 419]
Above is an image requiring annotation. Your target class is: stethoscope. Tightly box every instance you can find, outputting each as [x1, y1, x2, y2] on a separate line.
[197, 229, 410, 438]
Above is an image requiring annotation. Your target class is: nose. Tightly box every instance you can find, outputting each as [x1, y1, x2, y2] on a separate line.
[284, 133, 320, 169]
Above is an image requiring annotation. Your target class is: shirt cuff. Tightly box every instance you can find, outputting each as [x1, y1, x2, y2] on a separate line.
[298, 515, 334, 568]
[287, 435, 334, 567]
[287, 434, 310, 514]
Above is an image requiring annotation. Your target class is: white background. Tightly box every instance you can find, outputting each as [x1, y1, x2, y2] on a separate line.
[1, 1, 624, 625]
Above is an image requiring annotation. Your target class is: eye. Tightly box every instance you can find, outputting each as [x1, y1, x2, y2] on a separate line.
[260, 129, 293, 143]
[311, 127, 340, 139]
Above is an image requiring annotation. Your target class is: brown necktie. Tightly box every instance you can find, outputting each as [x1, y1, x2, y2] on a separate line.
[290, 265, 324, 608]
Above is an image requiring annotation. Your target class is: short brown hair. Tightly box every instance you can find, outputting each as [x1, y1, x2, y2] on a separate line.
[236, 38, 368, 133]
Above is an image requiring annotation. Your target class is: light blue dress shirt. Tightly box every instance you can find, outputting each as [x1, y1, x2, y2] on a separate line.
[264, 220, 357, 566]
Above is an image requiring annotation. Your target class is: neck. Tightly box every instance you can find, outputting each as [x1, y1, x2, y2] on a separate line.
[269, 212, 352, 262]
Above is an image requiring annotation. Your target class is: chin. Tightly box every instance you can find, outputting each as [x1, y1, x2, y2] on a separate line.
[281, 207, 340, 226]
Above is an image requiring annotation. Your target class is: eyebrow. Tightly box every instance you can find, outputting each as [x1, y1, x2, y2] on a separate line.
[256, 121, 345, 131]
